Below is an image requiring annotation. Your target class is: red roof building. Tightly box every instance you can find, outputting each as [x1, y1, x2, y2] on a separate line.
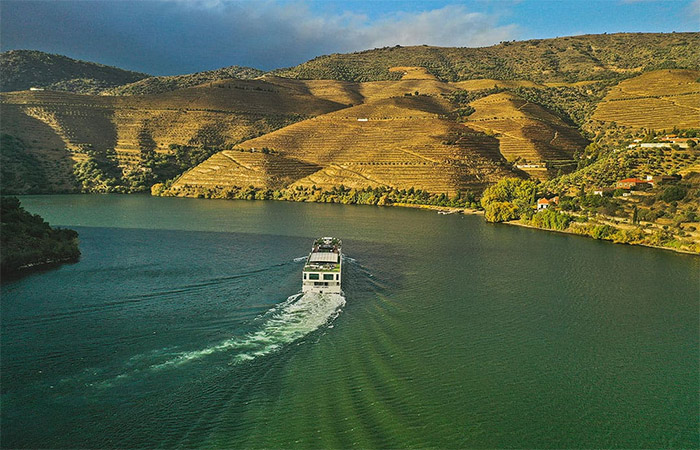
[537, 196, 559, 210]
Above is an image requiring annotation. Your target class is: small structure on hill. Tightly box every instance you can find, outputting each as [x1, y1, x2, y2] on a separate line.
[593, 188, 614, 196]
[616, 178, 651, 190]
[537, 196, 559, 210]
[645, 174, 681, 186]
[29, 87, 44, 91]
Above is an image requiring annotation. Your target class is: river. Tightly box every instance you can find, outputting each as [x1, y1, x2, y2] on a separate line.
[2, 194, 698, 448]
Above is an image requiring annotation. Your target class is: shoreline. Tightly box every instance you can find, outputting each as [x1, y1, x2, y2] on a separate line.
[503, 219, 699, 256]
[390, 202, 484, 215]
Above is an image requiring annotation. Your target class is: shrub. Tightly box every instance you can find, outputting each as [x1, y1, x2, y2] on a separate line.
[484, 201, 520, 223]
[660, 185, 688, 202]
[529, 209, 572, 230]
[612, 227, 646, 244]
[480, 178, 537, 218]
[590, 224, 616, 240]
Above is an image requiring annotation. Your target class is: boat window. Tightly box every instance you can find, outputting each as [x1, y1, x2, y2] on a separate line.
[335, 274, 339, 280]
[323, 274, 334, 280]
[303, 273, 307, 279]
[309, 273, 320, 280]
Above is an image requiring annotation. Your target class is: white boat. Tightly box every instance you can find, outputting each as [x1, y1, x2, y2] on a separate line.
[302, 237, 342, 294]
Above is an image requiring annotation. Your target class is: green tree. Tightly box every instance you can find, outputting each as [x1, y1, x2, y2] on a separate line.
[484, 201, 519, 223]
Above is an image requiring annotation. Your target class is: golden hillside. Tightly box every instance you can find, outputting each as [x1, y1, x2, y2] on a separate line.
[465, 92, 587, 179]
[591, 70, 700, 130]
[0, 80, 347, 192]
[168, 95, 522, 196]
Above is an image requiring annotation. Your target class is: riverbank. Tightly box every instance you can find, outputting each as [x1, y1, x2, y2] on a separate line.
[390, 202, 484, 215]
[503, 218, 700, 255]
[156, 188, 698, 255]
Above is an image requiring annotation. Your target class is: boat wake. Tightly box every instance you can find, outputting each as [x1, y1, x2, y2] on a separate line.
[150, 291, 345, 370]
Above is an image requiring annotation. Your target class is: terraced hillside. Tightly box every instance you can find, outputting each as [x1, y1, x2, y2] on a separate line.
[3, 34, 699, 198]
[591, 69, 700, 130]
[0, 79, 347, 192]
[277, 33, 700, 83]
[465, 92, 587, 179]
[167, 95, 522, 196]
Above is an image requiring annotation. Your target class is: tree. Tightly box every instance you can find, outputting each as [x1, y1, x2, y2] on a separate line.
[660, 185, 687, 203]
[484, 201, 519, 223]
[481, 178, 537, 219]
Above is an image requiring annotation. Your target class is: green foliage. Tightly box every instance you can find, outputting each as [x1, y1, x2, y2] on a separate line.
[611, 227, 646, 244]
[1, 196, 80, 274]
[660, 185, 688, 202]
[484, 201, 519, 223]
[163, 184, 479, 209]
[107, 66, 265, 96]
[73, 148, 123, 192]
[276, 33, 700, 83]
[480, 178, 537, 221]
[0, 134, 51, 194]
[590, 224, 617, 240]
[529, 209, 572, 230]
[0, 50, 148, 93]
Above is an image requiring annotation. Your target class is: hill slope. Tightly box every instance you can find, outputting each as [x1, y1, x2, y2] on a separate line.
[106, 66, 266, 96]
[0, 79, 347, 192]
[0, 50, 149, 94]
[590, 69, 700, 130]
[167, 95, 524, 197]
[276, 33, 700, 83]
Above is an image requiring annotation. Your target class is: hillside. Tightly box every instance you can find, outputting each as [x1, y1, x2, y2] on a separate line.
[106, 66, 266, 96]
[589, 69, 700, 131]
[276, 33, 700, 83]
[166, 94, 523, 197]
[2, 34, 699, 200]
[464, 92, 588, 178]
[0, 79, 347, 192]
[0, 50, 149, 94]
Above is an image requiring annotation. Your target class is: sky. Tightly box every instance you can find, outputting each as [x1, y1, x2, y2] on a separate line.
[1, 0, 698, 76]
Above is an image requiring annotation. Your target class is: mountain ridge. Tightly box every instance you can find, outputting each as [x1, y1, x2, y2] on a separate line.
[3, 33, 698, 95]
[0, 50, 150, 94]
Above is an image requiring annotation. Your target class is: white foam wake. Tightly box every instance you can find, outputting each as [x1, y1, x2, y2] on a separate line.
[150, 292, 345, 370]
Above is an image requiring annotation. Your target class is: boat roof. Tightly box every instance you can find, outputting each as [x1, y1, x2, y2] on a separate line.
[309, 252, 339, 263]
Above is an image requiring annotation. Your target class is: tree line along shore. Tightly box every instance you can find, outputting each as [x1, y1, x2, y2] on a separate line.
[0, 197, 80, 277]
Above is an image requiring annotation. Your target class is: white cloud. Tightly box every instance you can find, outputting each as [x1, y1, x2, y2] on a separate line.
[171, 1, 518, 50]
[353, 5, 518, 48]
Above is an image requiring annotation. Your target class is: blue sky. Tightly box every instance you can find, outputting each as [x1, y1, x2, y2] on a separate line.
[1, 0, 698, 75]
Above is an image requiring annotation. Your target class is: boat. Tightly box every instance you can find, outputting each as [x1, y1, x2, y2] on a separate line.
[302, 237, 342, 294]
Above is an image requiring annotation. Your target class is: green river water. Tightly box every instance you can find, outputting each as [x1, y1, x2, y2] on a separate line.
[1, 194, 698, 448]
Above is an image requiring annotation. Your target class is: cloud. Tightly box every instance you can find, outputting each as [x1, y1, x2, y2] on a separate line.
[351, 5, 518, 48]
[0, 1, 518, 74]
[688, 0, 700, 19]
[1, 1, 517, 74]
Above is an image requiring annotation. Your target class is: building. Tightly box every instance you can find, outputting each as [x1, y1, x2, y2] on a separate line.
[627, 141, 690, 149]
[537, 196, 559, 210]
[616, 178, 651, 190]
[646, 174, 681, 186]
[593, 188, 615, 196]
